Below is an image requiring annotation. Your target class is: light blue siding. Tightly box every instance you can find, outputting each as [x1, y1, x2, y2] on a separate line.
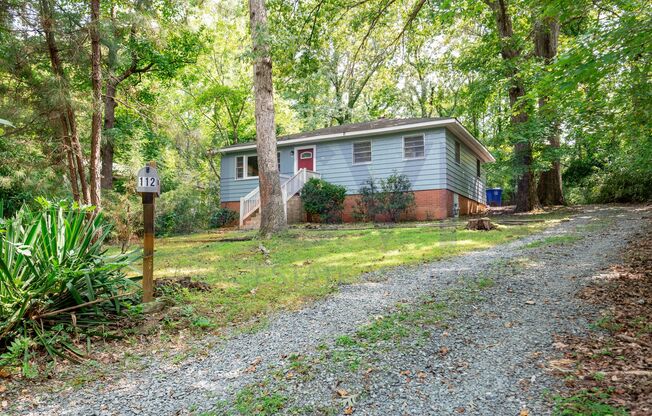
[220, 147, 294, 202]
[220, 127, 486, 204]
[445, 130, 486, 203]
[315, 129, 447, 194]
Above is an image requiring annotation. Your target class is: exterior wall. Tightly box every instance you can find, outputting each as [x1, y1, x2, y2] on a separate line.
[286, 194, 306, 223]
[341, 189, 453, 222]
[315, 128, 447, 195]
[458, 194, 487, 215]
[220, 127, 488, 210]
[445, 130, 486, 204]
[220, 147, 294, 202]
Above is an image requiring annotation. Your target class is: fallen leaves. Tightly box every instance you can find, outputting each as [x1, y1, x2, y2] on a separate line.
[550, 221, 652, 414]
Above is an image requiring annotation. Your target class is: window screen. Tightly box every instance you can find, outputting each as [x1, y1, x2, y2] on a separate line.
[404, 135, 425, 159]
[236, 156, 244, 179]
[353, 141, 372, 164]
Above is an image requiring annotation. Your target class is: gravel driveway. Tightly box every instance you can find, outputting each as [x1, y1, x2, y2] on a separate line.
[14, 205, 646, 415]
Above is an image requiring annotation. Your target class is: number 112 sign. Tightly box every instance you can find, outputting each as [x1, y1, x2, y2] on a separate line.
[136, 165, 160, 195]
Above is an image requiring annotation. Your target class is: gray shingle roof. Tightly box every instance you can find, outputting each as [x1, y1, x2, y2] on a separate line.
[220, 118, 451, 150]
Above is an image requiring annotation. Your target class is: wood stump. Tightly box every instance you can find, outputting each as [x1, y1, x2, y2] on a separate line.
[466, 217, 496, 231]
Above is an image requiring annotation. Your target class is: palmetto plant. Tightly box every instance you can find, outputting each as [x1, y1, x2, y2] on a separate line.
[0, 199, 139, 363]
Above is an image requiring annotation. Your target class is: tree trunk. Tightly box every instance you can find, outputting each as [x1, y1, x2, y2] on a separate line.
[534, 17, 564, 206]
[89, 0, 102, 207]
[249, 0, 286, 236]
[101, 81, 117, 189]
[485, 0, 539, 212]
[40, 0, 90, 204]
[60, 114, 80, 201]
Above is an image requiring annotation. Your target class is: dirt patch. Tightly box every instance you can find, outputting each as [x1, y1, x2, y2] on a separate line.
[154, 276, 211, 296]
[552, 219, 652, 415]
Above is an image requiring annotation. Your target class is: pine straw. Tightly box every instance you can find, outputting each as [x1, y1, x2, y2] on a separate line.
[552, 219, 652, 415]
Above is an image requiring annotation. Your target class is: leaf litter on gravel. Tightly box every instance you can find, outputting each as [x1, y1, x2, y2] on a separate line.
[551, 219, 652, 415]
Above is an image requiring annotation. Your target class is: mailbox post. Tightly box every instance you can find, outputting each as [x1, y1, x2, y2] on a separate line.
[136, 161, 160, 303]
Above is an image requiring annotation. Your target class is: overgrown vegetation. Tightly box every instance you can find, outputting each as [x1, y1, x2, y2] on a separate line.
[0, 200, 139, 373]
[300, 178, 347, 223]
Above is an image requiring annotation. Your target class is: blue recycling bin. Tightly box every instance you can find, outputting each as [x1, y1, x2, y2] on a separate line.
[486, 188, 502, 207]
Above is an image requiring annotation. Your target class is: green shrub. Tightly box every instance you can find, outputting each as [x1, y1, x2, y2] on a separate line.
[102, 191, 143, 252]
[355, 177, 381, 221]
[301, 178, 347, 223]
[356, 172, 415, 222]
[210, 207, 238, 228]
[0, 199, 139, 369]
[155, 187, 213, 235]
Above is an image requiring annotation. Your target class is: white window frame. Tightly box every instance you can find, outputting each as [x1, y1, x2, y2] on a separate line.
[293, 145, 317, 173]
[402, 134, 425, 160]
[235, 154, 259, 180]
[476, 158, 481, 177]
[455, 141, 461, 165]
[352, 140, 372, 165]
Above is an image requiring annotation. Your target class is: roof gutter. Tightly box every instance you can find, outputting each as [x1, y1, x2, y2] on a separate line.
[218, 119, 495, 163]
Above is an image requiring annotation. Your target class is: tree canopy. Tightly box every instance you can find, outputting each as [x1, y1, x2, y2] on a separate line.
[0, 0, 649, 222]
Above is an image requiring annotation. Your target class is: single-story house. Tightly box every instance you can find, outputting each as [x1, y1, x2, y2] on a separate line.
[218, 117, 494, 228]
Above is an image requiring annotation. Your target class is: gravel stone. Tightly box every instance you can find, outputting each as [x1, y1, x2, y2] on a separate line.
[14, 206, 644, 415]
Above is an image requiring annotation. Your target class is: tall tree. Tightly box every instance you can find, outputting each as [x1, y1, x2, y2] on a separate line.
[484, 0, 539, 212]
[534, 15, 564, 206]
[89, 0, 102, 207]
[249, 0, 286, 236]
[39, 0, 90, 204]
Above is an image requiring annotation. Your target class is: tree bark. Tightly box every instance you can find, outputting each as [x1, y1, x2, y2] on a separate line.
[249, 0, 286, 236]
[40, 0, 90, 204]
[89, 0, 102, 207]
[59, 114, 80, 201]
[485, 0, 540, 212]
[101, 80, 117, 189]
[534, 17, 564, 206]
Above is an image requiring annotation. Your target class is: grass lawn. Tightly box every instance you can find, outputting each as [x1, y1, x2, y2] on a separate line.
[131, 215, 566, 330]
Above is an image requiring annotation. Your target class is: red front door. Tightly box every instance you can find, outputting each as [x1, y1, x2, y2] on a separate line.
[297, 147, 314, 171]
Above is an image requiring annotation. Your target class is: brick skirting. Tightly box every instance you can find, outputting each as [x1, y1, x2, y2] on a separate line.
[222, 189, 486, 225]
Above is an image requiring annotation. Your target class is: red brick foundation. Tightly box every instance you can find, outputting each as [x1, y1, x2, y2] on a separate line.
[342, 189, 454, 222]
[221, 201, 240, 212]
[223, 189, 486, 226]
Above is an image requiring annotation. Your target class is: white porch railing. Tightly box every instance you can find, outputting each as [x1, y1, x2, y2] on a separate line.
[239, 168, 321, 227]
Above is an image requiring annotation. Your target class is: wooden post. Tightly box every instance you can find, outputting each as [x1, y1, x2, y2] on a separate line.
[142, 191, 154, 302]
[139, 161, 158, 303]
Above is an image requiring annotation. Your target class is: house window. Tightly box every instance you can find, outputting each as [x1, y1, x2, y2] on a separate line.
[277, 152, 281, 171]
[403, 135, 425, 159]
[353, 141, 372, 164]
[455, 141, 461, 164]
[476, 159, 481, 177]
[236, 156, 244, 179]
[235, 155, 259, 179]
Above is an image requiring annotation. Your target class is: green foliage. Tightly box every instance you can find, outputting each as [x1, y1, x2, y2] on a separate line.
[379, 173, 416, 222]
[235, 385, 288, 415]
[155, 187, 217, 235]
[209, 208, 238, 228]
[355, 178, 381, 222]
[0, 200, 139, 368]
[553, 389, 627, 416]
[301, 178, 347, 223]
[357, 173, 415, 222]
